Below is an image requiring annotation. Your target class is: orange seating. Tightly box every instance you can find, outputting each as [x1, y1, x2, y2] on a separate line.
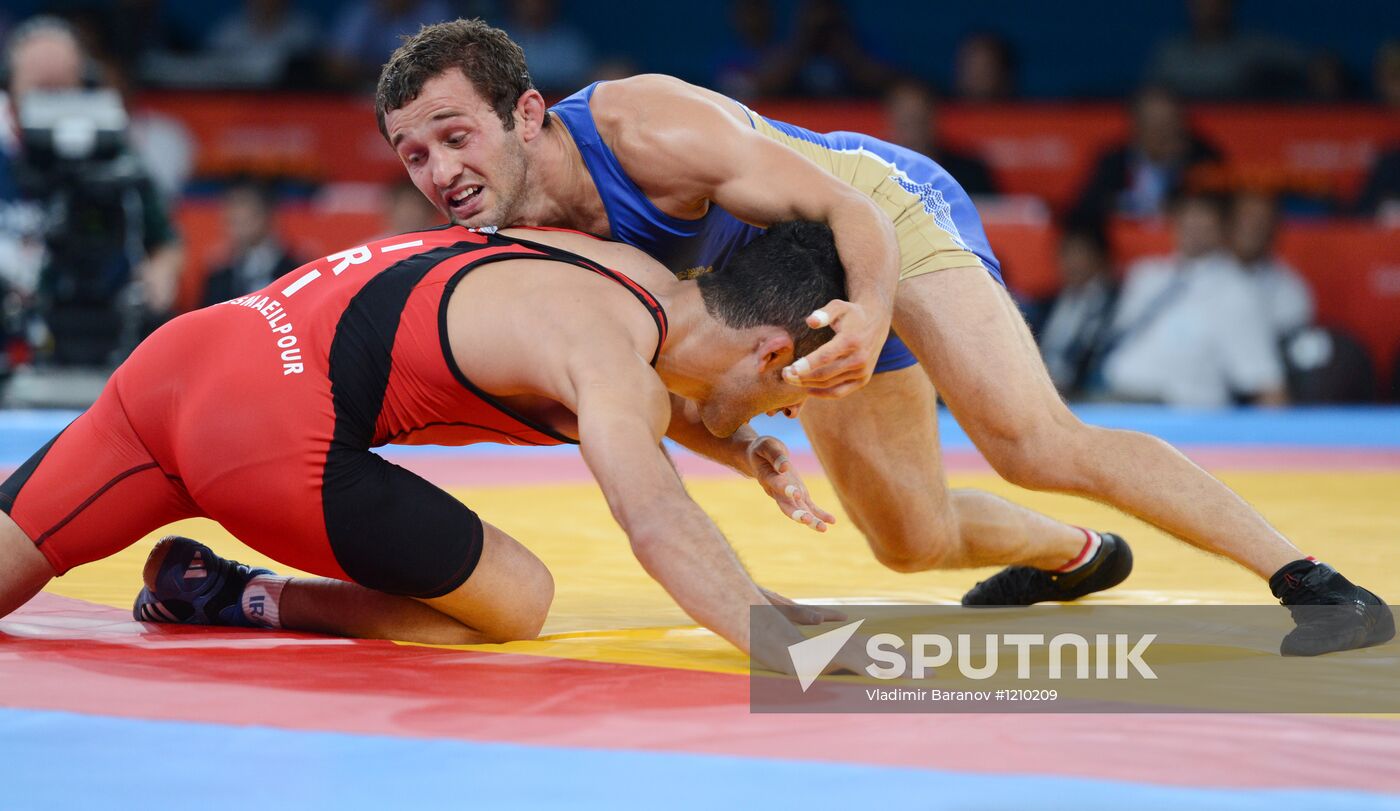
[141, 93, 1400, 210]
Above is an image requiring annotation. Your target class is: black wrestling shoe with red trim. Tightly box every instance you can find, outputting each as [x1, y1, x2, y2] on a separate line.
[961, 532, 1133, 606]
[1270, 559, 1394, 656]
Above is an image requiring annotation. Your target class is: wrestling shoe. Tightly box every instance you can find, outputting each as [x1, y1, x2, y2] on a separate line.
[962, 532, 1133, 606]
[133, 536, 272, 628]
[1270, 559, 1395, 656]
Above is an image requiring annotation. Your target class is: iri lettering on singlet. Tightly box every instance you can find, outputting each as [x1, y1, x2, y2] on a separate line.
[222, 238, 425, 376]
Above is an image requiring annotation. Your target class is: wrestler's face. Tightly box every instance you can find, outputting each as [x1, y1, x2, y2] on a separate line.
[385, 70, 533, 229]
[696, 336, 807, 438]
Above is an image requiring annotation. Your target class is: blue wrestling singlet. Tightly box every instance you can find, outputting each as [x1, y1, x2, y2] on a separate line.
[550, 82, 1005, 374]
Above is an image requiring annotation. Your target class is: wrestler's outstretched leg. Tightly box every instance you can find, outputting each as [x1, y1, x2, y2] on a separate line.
[800, 357, 1132, 605]
[800, 365, 1100, 571]
[895, 265, 1392, 654]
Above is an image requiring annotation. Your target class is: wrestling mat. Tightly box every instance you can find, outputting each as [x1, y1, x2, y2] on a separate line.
[2, 406, 1398, 809]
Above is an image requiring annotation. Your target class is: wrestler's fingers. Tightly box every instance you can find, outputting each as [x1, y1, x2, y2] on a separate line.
[789, 507, 828, 533]
[751, 438, 791, 474]
[807, 299, 852, 329]
[783, 338, 867, 387]
[783, 483, 835, 528]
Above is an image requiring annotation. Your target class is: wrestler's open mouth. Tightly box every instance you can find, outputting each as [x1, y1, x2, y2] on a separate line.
[448, 185, 482, 208]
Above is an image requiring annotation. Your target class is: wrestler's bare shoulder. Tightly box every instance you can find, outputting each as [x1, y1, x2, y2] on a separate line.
[496, 227, 674, 287]
[589, 74, 751, 133]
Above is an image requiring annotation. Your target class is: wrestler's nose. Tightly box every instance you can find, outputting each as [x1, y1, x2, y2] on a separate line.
[429, 148, 461, 190]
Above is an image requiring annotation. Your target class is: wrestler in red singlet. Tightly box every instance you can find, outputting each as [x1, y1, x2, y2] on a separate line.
[0, 226, 667, 597]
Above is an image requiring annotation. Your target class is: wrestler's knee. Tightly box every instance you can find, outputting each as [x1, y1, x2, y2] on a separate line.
[0, 511, 54, 620]
[977, 411, 1097, 493]
[428, 565, 552, 645]
[495, 563, 554, 642]
[863, 506, 960, 574]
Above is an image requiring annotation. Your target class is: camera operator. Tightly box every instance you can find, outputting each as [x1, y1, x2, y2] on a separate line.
[0, 16, 182, 389]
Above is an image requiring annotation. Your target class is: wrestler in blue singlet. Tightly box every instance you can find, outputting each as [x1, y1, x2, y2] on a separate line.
[551, 82, 1004, 374]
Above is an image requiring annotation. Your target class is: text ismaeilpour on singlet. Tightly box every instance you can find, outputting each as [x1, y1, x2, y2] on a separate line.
[223, 238, 427, 376]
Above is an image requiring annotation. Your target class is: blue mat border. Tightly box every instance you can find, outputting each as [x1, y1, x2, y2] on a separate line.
[1, 709, 1396, 811]
[2, 405, 1399, 466]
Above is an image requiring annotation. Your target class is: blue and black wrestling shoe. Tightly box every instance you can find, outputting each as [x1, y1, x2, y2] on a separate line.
[133, 536, 271, 628]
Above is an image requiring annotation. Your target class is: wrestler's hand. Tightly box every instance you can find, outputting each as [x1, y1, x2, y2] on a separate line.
[781, 300, 884, 398]
[744, 435, 836, 533]
[761, 587, 847, 625]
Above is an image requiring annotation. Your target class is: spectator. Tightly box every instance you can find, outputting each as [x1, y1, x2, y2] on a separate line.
[711, 0, 785, 100]
[324, 0, 452, 89]
[884, 80, 997, 196]
[101, 58, 195, 203]
[70, 0, 198, 81]
[1229, 192, 1313, 338]
[201, 179, 300, 307]
[503, 0, 595, 94]
[1354, 44, 1400, 217]
[952, 32, 1016, 103]
[1146, 0, 1307, 100]
[382, 180, 443, 236]
[1029, 226, 1119, 398]
[1070, 85, 1222, 226]
[1305, 52, 1358, 102]
[0, 33, 57, 302]
[204, 0, 320, 88]
[1099, 192, 1286, 408]
[1356, 147, 1400, 218]
[757, 0, 895, 97]
[1375, 41, 1400, 107]
[2, 17, 182, 367]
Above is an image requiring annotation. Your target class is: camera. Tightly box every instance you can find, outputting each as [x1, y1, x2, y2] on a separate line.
[13, 88, 154, 366]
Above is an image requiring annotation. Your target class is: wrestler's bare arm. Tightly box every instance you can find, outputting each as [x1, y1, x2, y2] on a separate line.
[491, 229, 834, 532]
[526, 331, 802, 668]
[590, 75, 900, 397]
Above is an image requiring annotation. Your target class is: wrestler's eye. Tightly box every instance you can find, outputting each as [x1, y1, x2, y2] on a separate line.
[446, 132, 467, 147]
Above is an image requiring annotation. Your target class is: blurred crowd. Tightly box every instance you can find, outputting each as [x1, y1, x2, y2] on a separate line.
[0, 0, 1396, 406]
[0, 0, 1392, 102]
[1023, 190, 1356, 409]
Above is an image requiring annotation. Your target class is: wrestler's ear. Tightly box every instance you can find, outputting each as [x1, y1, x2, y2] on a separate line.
[756, 331, 795, 374]
[515, 89, 548, 138]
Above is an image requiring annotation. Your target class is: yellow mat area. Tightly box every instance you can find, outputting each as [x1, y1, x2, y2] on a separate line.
[44, 470, 1400, 675]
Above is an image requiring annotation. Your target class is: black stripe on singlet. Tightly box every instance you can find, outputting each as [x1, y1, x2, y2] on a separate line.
[0, 429, 64, 515]
[323, 232, 672, 452]
[325, 244, 473, 449]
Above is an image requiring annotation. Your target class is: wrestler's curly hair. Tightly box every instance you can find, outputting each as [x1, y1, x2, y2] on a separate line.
[375, 18, 548, 139]
[698, 222, 847, 359]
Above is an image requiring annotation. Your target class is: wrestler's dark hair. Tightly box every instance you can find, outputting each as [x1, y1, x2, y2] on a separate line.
[375, 18, 548, 139]
[697, 221, 847, 359]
